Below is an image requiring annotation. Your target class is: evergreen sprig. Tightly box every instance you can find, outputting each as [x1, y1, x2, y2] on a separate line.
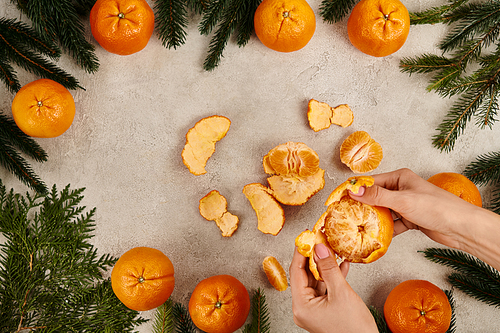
[13, 0, 99, 75]
[422, 248, 500, 308]
[153, 299, 175, 333]
[400, 0, 500, 152]
[243, 288, 270, 333]
[0, 17, 81, 93]
[0, 181, 146, 332]
[0, 112, 48, 193]
[319, 0, 357, 24]
[172, 302, 198, 333]
[463, 151, 500, 213]
[155, 0, 190, 50]
[202, 0, 261, 71]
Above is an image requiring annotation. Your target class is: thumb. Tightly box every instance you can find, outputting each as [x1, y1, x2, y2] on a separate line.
[349, 184, 400, 210]
[314, 243, 345, 289]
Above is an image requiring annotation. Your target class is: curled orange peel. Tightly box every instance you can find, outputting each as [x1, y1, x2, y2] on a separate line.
[243, 183, 285, 236]
[307, 99, 354, 132]
[324, 176, 374, 206]
[199, 190, 239, 237]
[182, 115, 231, 175]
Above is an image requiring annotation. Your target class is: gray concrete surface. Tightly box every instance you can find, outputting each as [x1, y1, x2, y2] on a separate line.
[1, 0, 500, 331]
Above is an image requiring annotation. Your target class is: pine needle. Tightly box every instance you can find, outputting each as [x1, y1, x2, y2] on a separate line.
[155, 0, 189, 49]
[464, 151, 500, 186]
[422, 248, 500, 308]
[153, 299, 175, 333]
[319, 0, 357, 24]
[173, 302, 197, 333]
[243, 288, 270, 333]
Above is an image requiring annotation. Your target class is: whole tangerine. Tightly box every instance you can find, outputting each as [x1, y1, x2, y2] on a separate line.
[428, 172, 482, 207]
[189, 274, 250, 333]
[347, 0, 410, 57]
[90, 0, 155, 55]
[254, 0, 316, 52]
[111, 247, 175, 311]
[384, 279, 452, 333]
[11, 79, 75, 138]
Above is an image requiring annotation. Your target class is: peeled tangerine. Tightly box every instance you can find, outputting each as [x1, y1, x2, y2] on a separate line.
[340, 131, 383, 173]
[182, 115, 231, 175]
[199, 190, 239, 237]
[295, 176, 394, 280]
[263, 142, 325, 205]
[307, 99, 354, 132]
[243, 183, 285, 236]
[262, 256, 288, 291]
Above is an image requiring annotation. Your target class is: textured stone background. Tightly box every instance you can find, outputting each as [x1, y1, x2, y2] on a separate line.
[1, 0, 500, 331]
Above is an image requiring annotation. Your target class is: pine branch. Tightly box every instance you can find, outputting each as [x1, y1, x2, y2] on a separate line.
[199, 0, 227, 36]
[444, 290, 457, 333]
[153, 299, 175, 333]
[155, 0, 189, 50]
[422, 248, 500, 308]
[173, 302, 197, 333]
[235, 0, 261, 47]
[368, 306, 390, 333]
[319, 0, 357, 24]
[202, 0, 251, 71]
[243, 288, 270, 333]
[463, 151, 500, 186]
[0, 182, 146, 331]
[14, 0, 99, 74]
[409, 0, 469, 25]
[0, 113, 48, 194]
[0, 17, 81, 92]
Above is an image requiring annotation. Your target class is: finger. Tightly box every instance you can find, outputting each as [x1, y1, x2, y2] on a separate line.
[290, 247, 312, 298]
[339, 260, 350, 278]
[394, 219, 419, 236]
[313, 243, 346, 293]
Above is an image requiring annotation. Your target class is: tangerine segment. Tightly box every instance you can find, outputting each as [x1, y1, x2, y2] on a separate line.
[111, 247, 175, 311]
[90, 0, 155, 55]
[263, 141, 320, 177]
[11, 79, 75, 138]
[254, 0, 316, 52]
[325, 176, 374, 206]
[340, 131, 383, 173]
[427, 172, 482, 207]
[307, 99, 354, 132]
[323, 196, 393, 263]
[347, 0, 410, 57]
[199, 190, 239, 237]
[243, 183, 285, 235]
[267, 169, 325, 205]
[295, 212, 339, 281]
[262, 256, 288, 291]
[182, 115, 231, 175]
[384, 280, 452, 333]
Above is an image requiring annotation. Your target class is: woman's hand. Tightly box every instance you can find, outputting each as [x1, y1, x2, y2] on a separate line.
[289, 244, 378, 333]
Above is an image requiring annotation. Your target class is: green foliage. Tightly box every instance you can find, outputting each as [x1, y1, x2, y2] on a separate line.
[0, 182, 146, 332]
[243, 288, 270, 333]
[400, 0, 500, 152]
[153, 299, 175, 333]
[0, 112, 48, 193]
[423, 248, 500, 308]
[464, 151, 500, 213]
[319, 0, 358, 23]
[172, 302, 198, 333]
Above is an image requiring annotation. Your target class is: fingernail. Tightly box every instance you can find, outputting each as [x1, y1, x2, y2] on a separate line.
[349, 186, 365, 197]
[315, 243, 330, 259]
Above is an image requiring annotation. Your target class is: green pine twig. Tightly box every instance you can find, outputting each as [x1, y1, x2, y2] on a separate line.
[409, 0, 469, 25]
[243, 288, 270, 333]
[153, 299, 175, 333]
[0, 182, 146, 331]
[155, 0, 189, 50]
[173, 302, 197, 333]
[0, 113, 48, 194]
[319, 0, 357, 24]
[463, 151, 500, 212]
[422, 248, 500, 308]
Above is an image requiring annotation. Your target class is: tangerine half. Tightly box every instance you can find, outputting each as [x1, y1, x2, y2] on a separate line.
[340, 131, 383, 173]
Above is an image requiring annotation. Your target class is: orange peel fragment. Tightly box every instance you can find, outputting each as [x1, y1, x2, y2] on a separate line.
[262, 256, 288, 291]
[199, 190, 239, 237]
[243, 183, 285, 235]
[295, 176, 393, 280]
[340, 131, 383, 173]
[307, 99, 354, 132]
[263, 142, 325, 205]
[182, 115, 231, 175]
